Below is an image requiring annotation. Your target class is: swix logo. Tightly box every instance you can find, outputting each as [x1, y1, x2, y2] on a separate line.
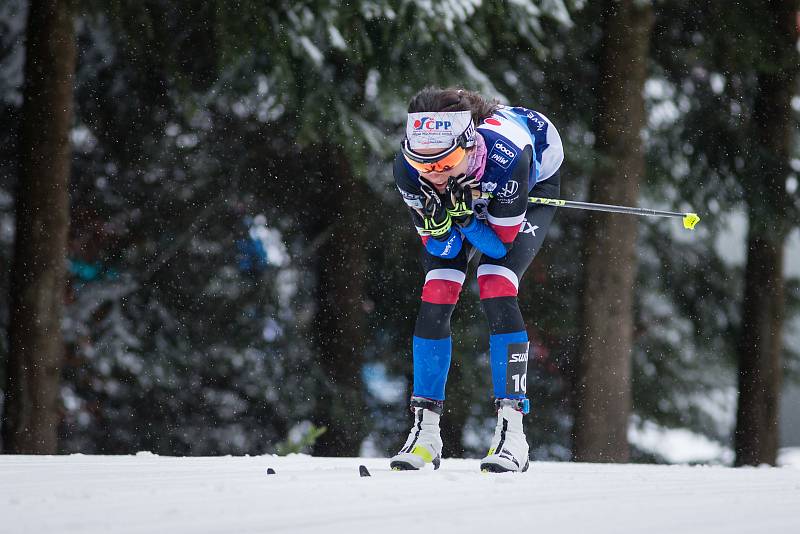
[441, 233, 458, 256]
[510, 352, 528, 363]
[521, 219, 538, 235]
[413, 117, 452, 131]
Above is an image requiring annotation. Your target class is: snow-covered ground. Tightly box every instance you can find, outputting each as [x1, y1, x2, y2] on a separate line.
[3, 453, 799, 534]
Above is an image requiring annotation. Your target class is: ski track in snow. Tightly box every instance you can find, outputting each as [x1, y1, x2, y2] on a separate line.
[2, 454, 799, 534]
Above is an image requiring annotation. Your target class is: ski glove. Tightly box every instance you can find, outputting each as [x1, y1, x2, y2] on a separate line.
[420, 182, 452, 240]
[445, 174, 478, 227]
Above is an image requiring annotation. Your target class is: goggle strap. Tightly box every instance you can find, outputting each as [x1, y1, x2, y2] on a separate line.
[401, 139, 460, 163]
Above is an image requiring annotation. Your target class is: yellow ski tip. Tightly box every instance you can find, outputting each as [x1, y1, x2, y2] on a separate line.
[683, 213, 700, 230]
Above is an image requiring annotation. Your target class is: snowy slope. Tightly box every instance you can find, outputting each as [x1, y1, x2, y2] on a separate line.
[3, 454, 799, 534]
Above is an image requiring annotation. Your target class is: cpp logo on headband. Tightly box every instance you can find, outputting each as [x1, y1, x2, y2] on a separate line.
[413, 117, 453, 131]
[407, 110, 473, 149]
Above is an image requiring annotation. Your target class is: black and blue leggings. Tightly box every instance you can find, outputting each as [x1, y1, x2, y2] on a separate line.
[411, 174, 560, 402]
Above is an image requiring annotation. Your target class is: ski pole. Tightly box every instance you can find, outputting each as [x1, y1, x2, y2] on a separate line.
[526, 197, 700, 230]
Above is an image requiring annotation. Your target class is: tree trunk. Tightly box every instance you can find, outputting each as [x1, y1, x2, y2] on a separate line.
[2, 0, 75, 454]
[310, 150, 368, 457]
[572, 0, 654, 463]
[734, 0, 798, 467]
[735, 233, 785, 466]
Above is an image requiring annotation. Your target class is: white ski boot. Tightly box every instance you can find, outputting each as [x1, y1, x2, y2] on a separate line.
[480, 398, 530, 473]
[390, 397, 443, 470]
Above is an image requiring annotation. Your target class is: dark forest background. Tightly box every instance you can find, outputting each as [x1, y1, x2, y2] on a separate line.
[1, 0, 798, 466]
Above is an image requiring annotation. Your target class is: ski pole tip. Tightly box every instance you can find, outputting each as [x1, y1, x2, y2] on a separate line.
[683, 213, 700, 230]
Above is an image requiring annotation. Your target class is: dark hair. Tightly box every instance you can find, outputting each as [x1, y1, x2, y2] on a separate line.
[407, 87, 500, 125]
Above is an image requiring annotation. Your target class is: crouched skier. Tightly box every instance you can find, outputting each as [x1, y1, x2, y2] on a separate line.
[390, 87, 564, 472]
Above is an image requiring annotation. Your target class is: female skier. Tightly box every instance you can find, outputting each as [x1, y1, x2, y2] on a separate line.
[391, 87, 564, 472]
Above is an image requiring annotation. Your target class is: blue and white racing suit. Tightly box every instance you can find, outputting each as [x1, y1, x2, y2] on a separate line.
[394, 105, 564, 403]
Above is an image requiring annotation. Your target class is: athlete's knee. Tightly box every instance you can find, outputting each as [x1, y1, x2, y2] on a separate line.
[477, 264, 519, 299]
[417, 268, 465, 339]
[421, 268, 466, 305]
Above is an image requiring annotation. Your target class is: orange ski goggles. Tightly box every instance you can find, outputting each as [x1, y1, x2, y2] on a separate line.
[401, 137, 469, 174]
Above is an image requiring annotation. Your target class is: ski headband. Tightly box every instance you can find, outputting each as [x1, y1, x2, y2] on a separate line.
[405, 111, 476, 150]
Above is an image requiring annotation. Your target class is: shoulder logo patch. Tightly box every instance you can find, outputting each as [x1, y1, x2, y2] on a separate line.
[488, 140, 517, 169]
[499, 180, 519, 198]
